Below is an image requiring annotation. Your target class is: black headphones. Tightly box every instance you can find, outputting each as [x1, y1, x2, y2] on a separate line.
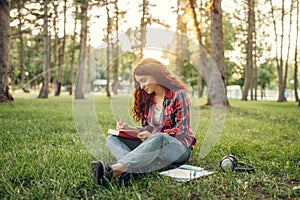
[220, 155, 254, 172]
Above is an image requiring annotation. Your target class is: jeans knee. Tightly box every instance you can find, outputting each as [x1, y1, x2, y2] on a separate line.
[149, 132, 168, 142]
[106, 135, 118, 145]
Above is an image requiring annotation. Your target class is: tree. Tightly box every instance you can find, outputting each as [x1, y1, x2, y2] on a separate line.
[270, 0, 290, 102]
[38, 0, 50, 98]
[51, 0, 59, 94]
[251, 3, 258, 100]
[16, 0, 25, 88]
[282, 0, 293, 102]
[104, 0, 111, 97]
[111, 0, 120, 95]
[68, 3, 79, 95]
[175, 0, 181, 73]
[209, 0, 229, 106]
[294, 0, 299, 104]
[138, 0, 166, 59]
[242, 0, 254, 101]
[0, 0, 13, 102]
[74, 0, 88, 99]
[139, 0, 148, 58]
[188, 0, 204, 98]
[55, 0, 67, 96]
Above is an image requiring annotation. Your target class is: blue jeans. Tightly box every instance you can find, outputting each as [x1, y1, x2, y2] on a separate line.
[106, 132, 191, 173]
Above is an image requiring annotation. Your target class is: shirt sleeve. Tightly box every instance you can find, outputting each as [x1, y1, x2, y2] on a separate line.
[137, 118, 154, 133]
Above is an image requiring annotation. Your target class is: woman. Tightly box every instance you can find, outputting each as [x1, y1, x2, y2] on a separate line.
[92, 58, 196, 186]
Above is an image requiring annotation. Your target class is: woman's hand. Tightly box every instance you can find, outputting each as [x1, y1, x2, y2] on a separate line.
[116, 122, 129, 130]
[137, 131, 152, 141]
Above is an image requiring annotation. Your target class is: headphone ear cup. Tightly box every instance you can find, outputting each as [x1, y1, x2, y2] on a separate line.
[227, 155, 237, 166]
[220, 155, 255, 173]
[220, 155, 237, 172]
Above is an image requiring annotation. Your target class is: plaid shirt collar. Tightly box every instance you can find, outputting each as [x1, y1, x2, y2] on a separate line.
[150, 89, 173, 105]
[165, 89, 172, 99]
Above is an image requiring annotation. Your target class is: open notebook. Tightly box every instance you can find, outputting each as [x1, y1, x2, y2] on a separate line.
[159, 164, 214, 182]
[108, 129, 141, 140]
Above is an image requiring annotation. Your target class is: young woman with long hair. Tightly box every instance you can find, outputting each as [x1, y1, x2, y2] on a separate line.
[92, 58, 196, 186]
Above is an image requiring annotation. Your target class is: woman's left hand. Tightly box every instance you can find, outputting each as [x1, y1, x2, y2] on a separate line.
[137, 131, 152, 141]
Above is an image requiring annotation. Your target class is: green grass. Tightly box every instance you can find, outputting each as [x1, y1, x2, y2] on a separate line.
[0, 93, 299, 199]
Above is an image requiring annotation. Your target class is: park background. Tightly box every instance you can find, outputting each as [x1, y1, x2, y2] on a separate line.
[0, 0, 300, 199]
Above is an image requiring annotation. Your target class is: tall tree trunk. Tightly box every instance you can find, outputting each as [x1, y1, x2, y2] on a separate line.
[251, 4, 257, 101]
[175, 0, 181, 73]
[189, 0, 203, 98]
[277, 0, 285, 102]
[270, 0, 281, 100]
[112, 0, 119, 95]
[0, 0, 13, 102]
[17, 0, 25, 88]
[105, 0, 111, 97]
[52, 0, 59, 94]
[69, 4, 78, 95]
[38, 0, 50, 98]
[139, 0, 148, 59]
[294, 0, 299, 103]
[209, 0, 229, 106]
[242, 0, 254, 101]
[282, 0, 293, 101]
[55, 0, 67, 96]
[253, 7, 258, 101]
[269, 0, 286, 101]
[75, 0, 88, 99]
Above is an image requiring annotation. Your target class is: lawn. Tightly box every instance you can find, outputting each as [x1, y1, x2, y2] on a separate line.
[0, 92, 299, 199]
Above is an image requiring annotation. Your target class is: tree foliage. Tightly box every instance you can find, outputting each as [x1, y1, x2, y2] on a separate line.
[0, 0, 299, 103]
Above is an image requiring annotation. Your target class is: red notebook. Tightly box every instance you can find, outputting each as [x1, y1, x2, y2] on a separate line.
[108, 129, 140, 140]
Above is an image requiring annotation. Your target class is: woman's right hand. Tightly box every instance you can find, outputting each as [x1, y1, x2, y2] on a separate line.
[116, 122, 129, 130]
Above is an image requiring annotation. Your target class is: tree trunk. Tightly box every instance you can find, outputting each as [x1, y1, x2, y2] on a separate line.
[209, 0, 229, 106]
[242, 0, 254, 101]
[139, 0, 148, 59]
[69, 4, 79, 95]
[55, 0, 67, 96]
[105, 0, 111, 97]
[269, 0, 285, 101]
[277, 0, 286, 102]
[175, 0, 181, 73]
[75, 0, 88, 99]
[282, 0, 293, 102]
[253, 9, 258, 101]
[112, 47, 119, 95]
[252, 3, 257, 101]
[52, 1, 59, 95]
[189, 0, 204, 99]
[294, 0, 299, 103]
[112, 0, 119, 95]
[38, 0, 50, 98]
[0, 0, 13, 102]
[17, 0, 25, 88]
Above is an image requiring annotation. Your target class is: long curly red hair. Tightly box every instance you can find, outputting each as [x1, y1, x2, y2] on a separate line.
[132, 58, 187, 122]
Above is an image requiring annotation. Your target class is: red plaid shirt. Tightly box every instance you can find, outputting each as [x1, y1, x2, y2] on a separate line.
[139, 89, 196, 147]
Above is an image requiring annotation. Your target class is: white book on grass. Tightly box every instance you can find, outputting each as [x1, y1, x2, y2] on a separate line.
[159, 164, 213, 182]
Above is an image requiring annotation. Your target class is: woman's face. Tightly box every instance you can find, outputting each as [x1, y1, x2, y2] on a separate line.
[135, 75, 158, 94]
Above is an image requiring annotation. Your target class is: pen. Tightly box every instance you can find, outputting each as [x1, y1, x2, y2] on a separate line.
[119, 117, 122, 130]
